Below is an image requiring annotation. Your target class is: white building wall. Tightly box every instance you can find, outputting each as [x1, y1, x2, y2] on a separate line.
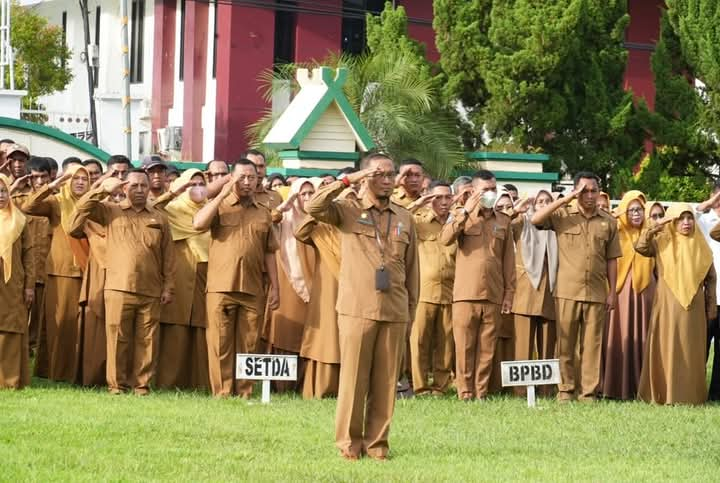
[29, 0, 154, 160]
[201, 2, 216, 162]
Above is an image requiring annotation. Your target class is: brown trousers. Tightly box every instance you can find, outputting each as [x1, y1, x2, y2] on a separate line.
[0, 330, 30, 389]
[28, 283, 44, 351]
[206, 291, 260, 398]
[79, 307, 107, 387]
[32, 285, 49, 378]
[302, 359, 339, 399]
[489, 337, 514, 394]
[513, 314, 557, 396]
[452, 301, 499, 399]
[104, 290, 161, 393]
[410, 302, 454, 394]
[335, 315, 406, 458]
[156, 324, 210, 391]
[45, 275, 82, 383]
[555, 298, 606, 400]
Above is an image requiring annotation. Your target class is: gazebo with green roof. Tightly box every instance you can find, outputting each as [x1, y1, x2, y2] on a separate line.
[262, 67, 374, 174]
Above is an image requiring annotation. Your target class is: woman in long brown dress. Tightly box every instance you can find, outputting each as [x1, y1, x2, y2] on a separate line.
[0, 174, 34, 388]
[602, 191, 656, 400]
[153, 168, 211, 390]
[296, 188, 356, 399]
[23, 165, 90, 383]
[510, 189, 558, 396]
[488, 191, 515, 394]
[635, 203, 715, 405]
[266, 178, 319, 392]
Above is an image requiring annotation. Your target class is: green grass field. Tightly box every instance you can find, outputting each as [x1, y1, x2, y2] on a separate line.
[2, 378, 720, 482]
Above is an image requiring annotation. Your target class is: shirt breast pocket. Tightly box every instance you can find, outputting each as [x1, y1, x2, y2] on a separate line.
[219, 212, 241, 227]
[392, 230, 410, 259]
[142, 222, 162, 247]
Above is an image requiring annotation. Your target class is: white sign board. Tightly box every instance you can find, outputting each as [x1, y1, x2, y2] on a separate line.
[236, 354, 298, 404]
[236, 354, 298, 381]
[501, 359, 560, 407]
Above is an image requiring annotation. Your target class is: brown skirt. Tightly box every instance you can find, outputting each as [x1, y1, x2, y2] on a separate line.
[45, 275, 82, 383]
[302, 359, 339, 399]
[602, 271, 655, 400]
[156, 324, 209, 391]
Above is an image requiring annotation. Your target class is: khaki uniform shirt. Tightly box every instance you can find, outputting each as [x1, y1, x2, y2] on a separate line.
[22, 185, 83, 278]
[535, 205, 622, 303]
[13, 190, 50, 284]
[69, 187, 176, 298]
[306, 180, 420, 323]
[391, 186, 419, 208]
[206, 192, 278, 295]
[414, 210, 456, 304]
[256, 187, 283, 223]
[440, 206, 515, 305]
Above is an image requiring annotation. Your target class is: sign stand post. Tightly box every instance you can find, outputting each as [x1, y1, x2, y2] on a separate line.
[236, 354, 298, 404]
[261, 379, 271, 404]
[526, 384, 536, 408]
[501, 358, 560, 408]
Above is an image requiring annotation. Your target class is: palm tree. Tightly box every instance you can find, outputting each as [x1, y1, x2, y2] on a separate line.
[247, 51, 464, 180]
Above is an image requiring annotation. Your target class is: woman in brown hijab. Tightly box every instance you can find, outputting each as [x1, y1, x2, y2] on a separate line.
[602, 191, 656, 400]
[635, 204, 715, 404]
[266, 178, 320, 392]
[0, 174, 34, 388]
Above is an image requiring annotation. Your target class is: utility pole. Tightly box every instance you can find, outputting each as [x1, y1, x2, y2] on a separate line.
[79, 0, 98, 146]
[119, 0, 132, 158]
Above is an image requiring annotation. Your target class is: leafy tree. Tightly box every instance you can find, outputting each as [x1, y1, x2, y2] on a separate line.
[249, 3, 463, 179]
[433, 0, 645, 190]
[433, 0, 493, 149]
[10, 2, 72, 102]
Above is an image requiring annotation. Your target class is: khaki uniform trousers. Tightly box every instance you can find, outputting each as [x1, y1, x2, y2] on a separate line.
[206, 292, 259, 398]
[452, 301, 499, 399]
[28, 283, 45, 351]
[104, 289, 161, 393]
[555, 298, 606, 401]
[335, 315, 406, 458]
[410, 302, 454, 394]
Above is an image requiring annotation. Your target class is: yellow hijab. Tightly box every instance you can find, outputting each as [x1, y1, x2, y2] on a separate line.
[0, 174, 27, 283]
[164, 168, 210, 262]
[57, 165, 90, 234]
[656, 203, 713, 310]
[616, 192, 654, 294]
[58, 165, 90, 269]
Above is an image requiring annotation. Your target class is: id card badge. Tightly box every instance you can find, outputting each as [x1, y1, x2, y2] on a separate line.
[375, 268, 390, 292]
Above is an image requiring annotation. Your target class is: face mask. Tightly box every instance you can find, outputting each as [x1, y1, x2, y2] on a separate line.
[480, 191, 497, 209]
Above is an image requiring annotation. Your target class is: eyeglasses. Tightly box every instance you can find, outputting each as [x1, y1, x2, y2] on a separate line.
[371, 171, 397, 180]
[627, 208, 645, 214]
[650, 213, 664, 220]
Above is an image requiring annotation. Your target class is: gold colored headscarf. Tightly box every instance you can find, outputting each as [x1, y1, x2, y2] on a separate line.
[615, 191, 654, 294]
[57, 165, 90, 269]
[0, 174, 27, 283]
[656, 203, 713, 310]
[58, 165, 90, 234]
[164, 168, 210, 262]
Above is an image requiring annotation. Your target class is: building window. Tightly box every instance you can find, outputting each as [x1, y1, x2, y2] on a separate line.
[130, 0, 145, 83]
[61, 11, 67, 68]
[274, 0, 296, 65]
[93, 6, 100, 88]
[341, 0, 383, 55]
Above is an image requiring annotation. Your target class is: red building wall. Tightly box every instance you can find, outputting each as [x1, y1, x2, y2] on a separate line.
[295, 0, 342, 62]
[214, 4, 275, 162]
[399, 0, 439, 62]
[624, 0, 664, 110]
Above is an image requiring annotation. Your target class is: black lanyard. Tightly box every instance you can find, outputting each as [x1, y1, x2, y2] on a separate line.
[368, 210, 392, 270]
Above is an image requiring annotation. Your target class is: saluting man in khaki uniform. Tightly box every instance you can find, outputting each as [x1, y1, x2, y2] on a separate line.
[306, 153, 419, 461]
[70, 170, 176, 395]
[531, 172, 621, 402]
[193, 159, 280, 398]
[440, 170, 515, 401]
[409, 181, 456, 395]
